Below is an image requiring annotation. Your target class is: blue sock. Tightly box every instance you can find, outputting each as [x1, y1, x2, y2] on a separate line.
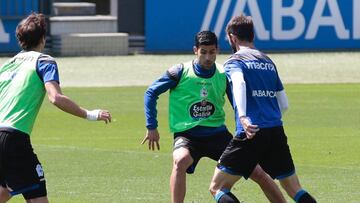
[294, 189, 316, 203]
[214, 189, 240, 203]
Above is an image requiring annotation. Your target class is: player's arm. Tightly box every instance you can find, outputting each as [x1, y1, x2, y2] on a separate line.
[44, 81, 111, 123]
[142, 64, 183, 150]
[225, 79, 234, 108]
[274, 67, 288, 114]
[276, 90, 288, 114]
[226, 62, 258, 139]
[37, 55, 111, 123]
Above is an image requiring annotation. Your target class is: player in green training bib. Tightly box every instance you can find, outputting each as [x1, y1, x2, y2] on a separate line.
[168, 60, 226, 132]
[142, 31, 286, 203]
[0, 13, 111, 203]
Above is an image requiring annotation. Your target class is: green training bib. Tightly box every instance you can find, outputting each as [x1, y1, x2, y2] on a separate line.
[169, 61, 226, 133]
[0, 51, 45, 135]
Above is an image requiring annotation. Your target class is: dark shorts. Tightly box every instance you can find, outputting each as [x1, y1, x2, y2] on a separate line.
[0, 128, 47, 199]
[173, 131, 233, 174]
[218, 126, 295, 179]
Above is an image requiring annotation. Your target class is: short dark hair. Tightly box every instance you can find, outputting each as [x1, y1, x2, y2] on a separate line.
[194, 31, 218, 48]
[226, 14, 254, 42]
[16, 13, 46, 50]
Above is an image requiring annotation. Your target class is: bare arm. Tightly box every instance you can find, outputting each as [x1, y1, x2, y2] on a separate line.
[44, 81, 111, 123]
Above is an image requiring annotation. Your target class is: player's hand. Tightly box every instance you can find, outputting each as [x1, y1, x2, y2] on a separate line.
[141, 129, 160, 151]
[240, 116, 259, 139]
[97, 110, 111, 124]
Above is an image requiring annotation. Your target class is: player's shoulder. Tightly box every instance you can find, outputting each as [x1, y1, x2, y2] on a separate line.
[224, 54, 243, 68]
[38, 54, 56, 64]
[167, 63, 185, 81]
[168, 62, 185, 74]
[254, 49, 272, 62]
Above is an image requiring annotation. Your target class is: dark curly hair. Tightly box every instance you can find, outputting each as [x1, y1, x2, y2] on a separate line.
[16, 13, 46, 50]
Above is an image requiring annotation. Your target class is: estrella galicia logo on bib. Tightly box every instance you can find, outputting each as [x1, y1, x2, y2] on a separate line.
[190, 100, 215, 119]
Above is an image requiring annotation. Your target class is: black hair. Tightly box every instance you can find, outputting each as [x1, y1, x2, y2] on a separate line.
[194, 31, 218, 48]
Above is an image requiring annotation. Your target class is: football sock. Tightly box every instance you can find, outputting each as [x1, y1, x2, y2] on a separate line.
[215, 189, 241, 203]
[294, 189, 317, 203]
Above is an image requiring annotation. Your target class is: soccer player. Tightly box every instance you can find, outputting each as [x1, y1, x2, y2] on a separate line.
[208, 15, 317, 203]
[142, 31, 286, 203]
[0, 13, 111, 203]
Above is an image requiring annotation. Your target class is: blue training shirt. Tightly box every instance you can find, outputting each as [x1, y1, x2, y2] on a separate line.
[224, 47, 284, 137]
[36, 54, 60, 84]
[144, 60, 232, 137]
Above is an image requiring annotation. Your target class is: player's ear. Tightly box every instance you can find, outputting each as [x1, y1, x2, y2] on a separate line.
[193, 46, 198, 55]
[228, 34, 234, 43]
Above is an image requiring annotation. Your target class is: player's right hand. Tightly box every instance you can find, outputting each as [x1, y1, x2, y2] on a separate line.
[97, 110, 112, 124]
[240, 116, 259, 139]
[141, 129, 160, 151]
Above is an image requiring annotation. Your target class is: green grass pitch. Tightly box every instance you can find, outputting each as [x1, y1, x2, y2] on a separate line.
[7, 83, 360, 203]
[1, 52, 359, 202]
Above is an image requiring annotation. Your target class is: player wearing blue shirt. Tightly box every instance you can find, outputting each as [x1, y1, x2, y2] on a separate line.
[209, 15, 317, 203]
[142, 31, 286, 203]
[0, 13, 111, 203]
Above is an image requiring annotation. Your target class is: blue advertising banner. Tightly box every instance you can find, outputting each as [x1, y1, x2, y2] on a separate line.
[0, 0, 40, 53]
[0, 20, 22, 53]
[145, 0, 360, 52]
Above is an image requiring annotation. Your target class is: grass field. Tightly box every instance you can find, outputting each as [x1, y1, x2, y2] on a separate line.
[2, 52, 359, 87]
[1, 53, 359, 202]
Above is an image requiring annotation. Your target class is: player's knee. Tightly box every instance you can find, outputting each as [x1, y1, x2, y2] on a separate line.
[249, 166, 268, 183]
[0, 187, 11, 203]
[173, 155, 192, 172]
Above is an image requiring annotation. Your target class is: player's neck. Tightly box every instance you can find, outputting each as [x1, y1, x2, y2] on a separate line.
[237, 41, 254, 51]
[26, 40, 45, 52]
[24, 45, 43, 52]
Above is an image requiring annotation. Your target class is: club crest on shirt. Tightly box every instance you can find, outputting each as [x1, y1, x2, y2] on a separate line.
[200, 87, 208, 98]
